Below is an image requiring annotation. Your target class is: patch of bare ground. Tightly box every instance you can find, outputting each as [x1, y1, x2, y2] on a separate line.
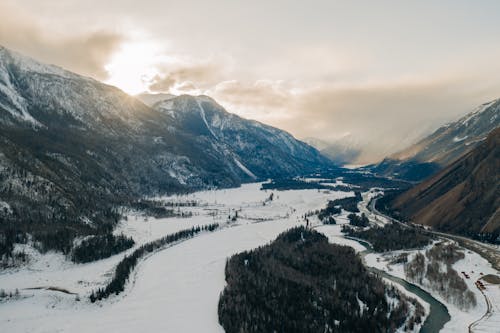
[481, 274, 500, 284]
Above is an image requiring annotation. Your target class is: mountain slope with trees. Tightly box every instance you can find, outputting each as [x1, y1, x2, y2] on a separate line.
[370, 99, 500, 181]
[390, 127, 500, 242]
[0, 45, 332, 260]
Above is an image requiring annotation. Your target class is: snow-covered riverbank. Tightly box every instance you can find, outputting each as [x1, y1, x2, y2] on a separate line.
[361, 194, 500, 333]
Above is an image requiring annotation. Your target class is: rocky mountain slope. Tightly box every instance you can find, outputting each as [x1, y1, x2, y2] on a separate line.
[0, 46, 331, 256]
[371, 99, 500, 181]
[151, 95, 330, 180]
[390, 127, 500, 241]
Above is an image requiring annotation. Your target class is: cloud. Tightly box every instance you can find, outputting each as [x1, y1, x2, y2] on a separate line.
[211, 80, 290, 110]
[3, 1, 500, 164]
[148, 61, 224, 93]
[0, 1, 123, 79]
[205, 76, 500, 163]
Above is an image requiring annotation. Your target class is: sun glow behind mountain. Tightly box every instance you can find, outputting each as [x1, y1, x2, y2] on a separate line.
[104, 41, 165, 95]
[7, 0, 500, 162]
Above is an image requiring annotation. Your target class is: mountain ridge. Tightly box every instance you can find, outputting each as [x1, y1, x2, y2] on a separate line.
[389, 127, 500, 241]
[0, 45, 332, 256]
[370, 98, 500, 181]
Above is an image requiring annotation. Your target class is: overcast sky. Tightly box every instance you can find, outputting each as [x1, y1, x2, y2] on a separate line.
[2, 0, 500, 162]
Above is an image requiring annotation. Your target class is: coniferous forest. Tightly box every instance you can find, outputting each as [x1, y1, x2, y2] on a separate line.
[347, 213, 370, 227]
[71, 234, 135, 263]
[343, 223, 433, 252]
[218, 226, 425, 333]
[316, 191, 363, 223]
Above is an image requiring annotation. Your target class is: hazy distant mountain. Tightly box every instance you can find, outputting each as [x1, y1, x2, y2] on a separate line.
[0, 46, 331, 252]
[303, 137, 330, 151]
[390, 127, 499, 240]
[371, 99, 500, 181]
[136, 92, 176, 106]
[304, 136, 362, 166]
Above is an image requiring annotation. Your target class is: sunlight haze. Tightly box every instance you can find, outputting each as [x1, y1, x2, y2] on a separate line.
[2, 0, 500, 162]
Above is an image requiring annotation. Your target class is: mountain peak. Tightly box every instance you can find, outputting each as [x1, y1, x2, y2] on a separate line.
[0, 45, 83, 81]
[371, 98, 500, 181]
[456, 98, 499, 127]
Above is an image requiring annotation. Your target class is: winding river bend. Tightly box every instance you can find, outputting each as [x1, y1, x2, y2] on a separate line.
[353, 238, 451, 333]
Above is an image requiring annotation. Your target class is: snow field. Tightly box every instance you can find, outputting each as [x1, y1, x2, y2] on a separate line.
[0, 183, 351, 332]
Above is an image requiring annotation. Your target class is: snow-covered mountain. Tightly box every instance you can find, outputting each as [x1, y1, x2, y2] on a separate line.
[0, 45, 331, 251]
[371, 99, 500, 181]
[149, 94, 331, 180]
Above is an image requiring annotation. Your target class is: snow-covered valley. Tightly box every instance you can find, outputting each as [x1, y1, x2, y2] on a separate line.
[0, 182, 498, 332]
[0, 183, 358, 332]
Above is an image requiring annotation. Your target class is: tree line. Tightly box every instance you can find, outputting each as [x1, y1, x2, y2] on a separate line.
[347, 213, 370, 227]
[343, 222, 433, 252]
[90, 223, 219, 302]
[71, 233, 135, 263]
[317, 192, 363, 224]
[129, 199, 194, 218]
[261, 178, 351, 192]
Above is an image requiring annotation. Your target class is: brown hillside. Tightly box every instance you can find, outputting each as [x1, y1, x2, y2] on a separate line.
[392, 127, 500, 237]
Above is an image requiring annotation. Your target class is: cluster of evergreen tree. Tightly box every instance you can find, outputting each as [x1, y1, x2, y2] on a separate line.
[162, 200, 198, 207]
[0, 199, 120, 258]
[323, 216, 337, 225]
[347, 213, 370, 227]
[71, 234, 135, 263]
[373, 190, 408, 221]
[327, 192, 362, 213]
[0, 288, 20, 299]
[0, 228, 29, 267]
[332, 192, 362, 212]
[309, 171, 412, 191]
[0, 228, 27, 259]
[316, 192, 363, 224]
[343, 223, 433, 252]
[260, 178, 351, 192]
[90, 223, 219, 302]
[32, 228, 77, 254]
[317, 202, 341, 221]
[218, 226, 424, 333]
[130, 200, 186, 218]
[474, 232, 500, 244]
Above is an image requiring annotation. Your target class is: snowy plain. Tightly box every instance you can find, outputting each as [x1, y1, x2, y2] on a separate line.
[1, 182, 498, 332]
[0, 183, 359, 332]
